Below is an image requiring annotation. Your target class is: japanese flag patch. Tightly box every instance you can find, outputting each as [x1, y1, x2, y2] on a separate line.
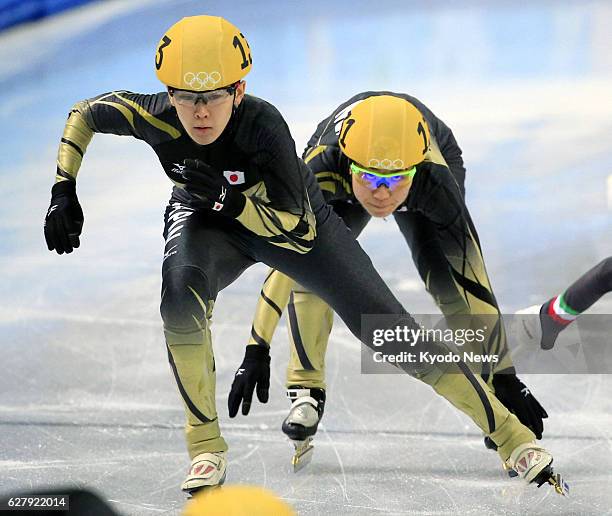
[223, 170, 245, 185]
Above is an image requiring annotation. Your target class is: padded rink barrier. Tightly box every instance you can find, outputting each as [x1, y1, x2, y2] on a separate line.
[0, 0, 99, 31]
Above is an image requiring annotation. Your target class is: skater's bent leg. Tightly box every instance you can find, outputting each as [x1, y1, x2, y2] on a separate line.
[161, 265, 226, 457]
[248, 269, 294, 347]
[286, 288, 333, 389]
[559, 256, 612, 313]
[538, 257, 612, 349]
[256, 210, 535, 460]
[255, 209, 406, 341]
[419, 364, 535, 461]
[161, 203, 254, 458]
[285, 202, 370, 389]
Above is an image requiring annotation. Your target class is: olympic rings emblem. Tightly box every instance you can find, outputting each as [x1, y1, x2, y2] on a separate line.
[368, 158, 405, 170]
[183, 71, 222, 91]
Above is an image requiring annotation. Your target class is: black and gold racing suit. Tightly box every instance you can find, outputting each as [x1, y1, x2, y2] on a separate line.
[249, 91, 513, 391]
[54, 90, 532, 462]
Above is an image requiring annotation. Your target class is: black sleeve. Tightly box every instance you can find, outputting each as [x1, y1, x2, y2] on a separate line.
[430, 117, 466, 196]
[408, 164, 512, 371]
[55, 91, 179, 182]
[80, 91, 179, 141]
[409, 94, 467, 196]
[302, 145, 352, 203]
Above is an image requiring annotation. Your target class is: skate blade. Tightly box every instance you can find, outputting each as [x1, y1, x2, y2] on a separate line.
[183, 471, 226, 497]
[185, 483, 223, 498]
[533, 464, 569, 497]
[547, 473, 570, 497]
[291, 438, 314, 473]
[502, 462, 518, 478]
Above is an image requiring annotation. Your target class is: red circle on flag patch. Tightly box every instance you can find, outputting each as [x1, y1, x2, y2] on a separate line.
[229, 173, 238, 183]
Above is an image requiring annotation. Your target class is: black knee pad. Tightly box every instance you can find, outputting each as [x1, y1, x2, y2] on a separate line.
[160, 265, 212, 333]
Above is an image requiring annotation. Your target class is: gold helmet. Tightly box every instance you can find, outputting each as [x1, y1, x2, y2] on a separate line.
[155, 15, 252, 91]
[339, 95, 430, 170]
[184, 485, 296, 516]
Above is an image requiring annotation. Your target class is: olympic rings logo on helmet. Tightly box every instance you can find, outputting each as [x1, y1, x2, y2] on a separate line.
[368, 158, 405, 170]
[183, 71, 222, 91]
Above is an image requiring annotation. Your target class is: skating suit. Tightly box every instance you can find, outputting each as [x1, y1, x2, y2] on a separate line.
[54, 90, 533, 461]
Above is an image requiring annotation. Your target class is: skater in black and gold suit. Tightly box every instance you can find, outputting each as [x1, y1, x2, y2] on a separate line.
[43, 16, 565, 495]
[235, 93, 548, 464]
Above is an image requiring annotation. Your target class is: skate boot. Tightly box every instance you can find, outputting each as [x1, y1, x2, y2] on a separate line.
[506, 443, 569, 496]
[281, 386, 325, 472]
[515, 304, 567, 350]
[181, 451, 227, 496]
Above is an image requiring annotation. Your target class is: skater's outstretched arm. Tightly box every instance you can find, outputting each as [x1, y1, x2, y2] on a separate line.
[405, 164, 513, 372]
[45, 91, 176, 254]
[404, 164, 547, 438]
[554, 256, 612, 311]
[227, 270, 294, 417]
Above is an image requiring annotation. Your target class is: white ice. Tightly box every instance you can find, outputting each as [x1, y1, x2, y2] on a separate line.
[1, 1, 611, 514]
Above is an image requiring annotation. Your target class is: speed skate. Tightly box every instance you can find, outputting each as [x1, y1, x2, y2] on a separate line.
[507, 443, 570, 496]
[281, 387, 325, 472]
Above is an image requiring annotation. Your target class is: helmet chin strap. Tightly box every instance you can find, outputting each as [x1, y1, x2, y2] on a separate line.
[231, 81, 243, 117]
[219, 87, 241, 139]
[231, 89, 238, 117]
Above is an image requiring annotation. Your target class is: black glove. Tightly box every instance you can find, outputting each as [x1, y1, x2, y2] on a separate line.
[492, 372, 548, 439]
[44, 181, 84, 255]
[228, 345, 270, 417]
[182, 159, 245, 217]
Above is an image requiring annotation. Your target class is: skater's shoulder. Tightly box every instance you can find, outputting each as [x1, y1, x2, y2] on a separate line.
[85, 90, 173, 115]
[239, 95, 288, 128]
[70, 90, 181, 143]
[410, 162, 464, 206]
[235, 95, 294, 150]
[83, 90, 178, 131]
[415, 161, 453, 184]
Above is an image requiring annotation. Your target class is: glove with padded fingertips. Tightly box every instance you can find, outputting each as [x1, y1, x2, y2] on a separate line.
[44, 180, 84, 255]
[182, 159, 245, 217]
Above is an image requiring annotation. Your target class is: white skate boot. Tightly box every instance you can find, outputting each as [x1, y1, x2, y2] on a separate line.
[281, 387, 325, 472]
[181, 451, 227, 495]
[514, 305, 543, 348]
[514, 303, 571, 351]
[507, 443, 569, 496]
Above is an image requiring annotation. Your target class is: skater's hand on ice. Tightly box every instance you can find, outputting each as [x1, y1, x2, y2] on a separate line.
[228, 345, 271, 417]
[181, 159, 245, 217]
[492, 372, 548, 439]
[44, 181, 84, 255]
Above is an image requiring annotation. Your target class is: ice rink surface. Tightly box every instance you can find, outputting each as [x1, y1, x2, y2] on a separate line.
[1, 0, 611, 514]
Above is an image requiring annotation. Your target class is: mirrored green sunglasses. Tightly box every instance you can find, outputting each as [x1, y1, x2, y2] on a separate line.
[349, 162, 417, 189]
